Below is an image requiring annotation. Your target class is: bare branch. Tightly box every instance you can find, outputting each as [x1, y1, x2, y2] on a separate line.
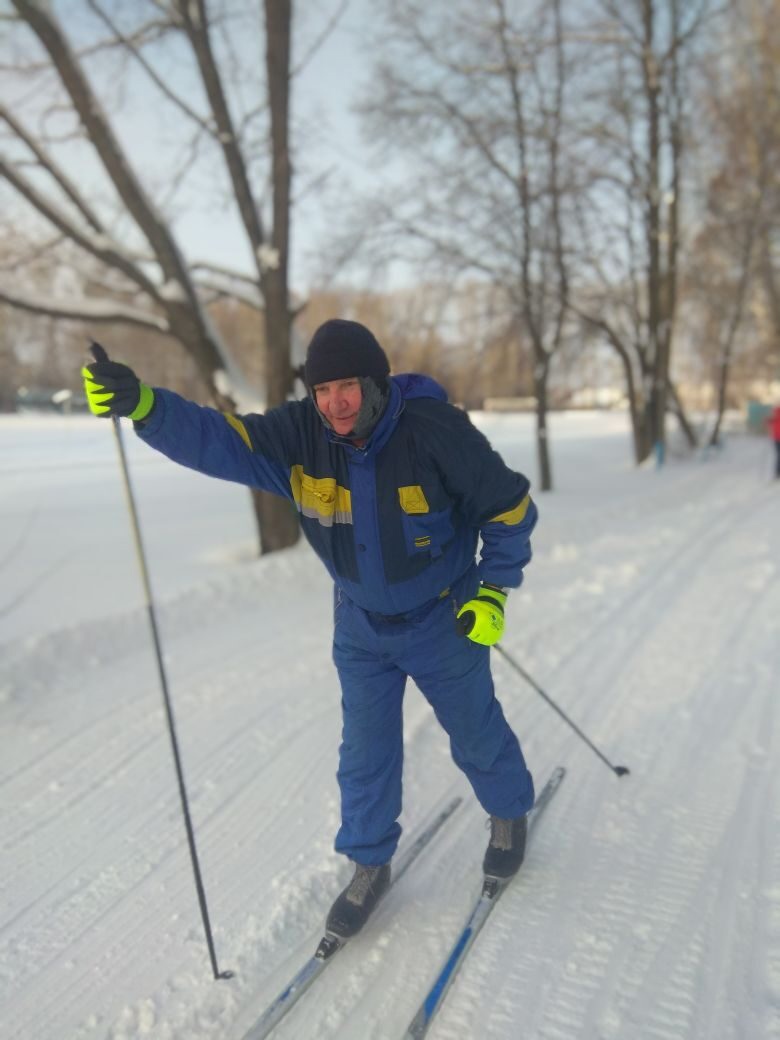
[0, 231, 66, 270]
[175, 0, 266, 268]
[0, 284, 170, 331]
[0, 104, 105, 232]
[374, 67, 520, 191]
[598, 0, 644, 48]
[10, 0, 198, 300]
[194, 275, 264, 312]
[190, 259, 260, 286]
[493, 0, 556, 364]
[659, 0, 717, 67]
[0, 152, 161, 298]
[292, 0, 349, 77]
[0, 15, 174, 73]
[84, 0, 218, 139]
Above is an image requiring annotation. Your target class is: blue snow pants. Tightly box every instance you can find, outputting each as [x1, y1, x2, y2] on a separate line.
[332, 566, 535, 865]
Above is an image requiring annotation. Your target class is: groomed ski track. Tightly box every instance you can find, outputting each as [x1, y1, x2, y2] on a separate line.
[1, 413, 779, 1040]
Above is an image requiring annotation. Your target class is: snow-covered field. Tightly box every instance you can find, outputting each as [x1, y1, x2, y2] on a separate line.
[1, 409, 778, 1040]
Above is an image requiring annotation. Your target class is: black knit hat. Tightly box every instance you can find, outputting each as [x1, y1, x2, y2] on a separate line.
[304, 319, 390, 387]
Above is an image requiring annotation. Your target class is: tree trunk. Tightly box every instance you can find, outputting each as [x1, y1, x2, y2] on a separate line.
[251, 489, 299, 554]
[642, 0, 667, 458]
[533, 364, 552, 491]
[577, 311, 649, 466]
[256, 0, 298, 555]
[709, 359, 729, 448]
[666, 379, 697, 449]
[617, 351, 652, 465]
[623, 362, 654, 465]
[709, 197, 761, 448]
[255, 273, 299, 555]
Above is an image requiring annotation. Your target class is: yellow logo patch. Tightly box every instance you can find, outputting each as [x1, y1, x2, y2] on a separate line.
[398, 485, 430, 514]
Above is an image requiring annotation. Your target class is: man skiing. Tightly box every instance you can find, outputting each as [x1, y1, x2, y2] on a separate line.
[82, 319, 537, 939]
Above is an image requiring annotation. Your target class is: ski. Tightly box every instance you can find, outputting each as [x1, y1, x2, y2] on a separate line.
[241, 794, 462, 1040]
[402, 766, 566, 1039]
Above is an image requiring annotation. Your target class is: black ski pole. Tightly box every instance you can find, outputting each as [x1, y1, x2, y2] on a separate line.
[89, 341, 233, 980]
[495, 643, 630, 778]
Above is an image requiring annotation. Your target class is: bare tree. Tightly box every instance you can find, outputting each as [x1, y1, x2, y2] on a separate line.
[740, 0, 780, 361]
[345, 0, 575, 490]
[678, 0, 780, 445]
[571, 0, 713, 463]
[1, 0, 306, 552]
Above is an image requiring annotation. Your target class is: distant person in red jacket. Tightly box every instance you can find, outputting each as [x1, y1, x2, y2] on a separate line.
[768, 405, 780, 478]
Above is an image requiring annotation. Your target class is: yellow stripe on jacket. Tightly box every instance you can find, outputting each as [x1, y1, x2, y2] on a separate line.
[223, 413, 252, 450]
[290, 465, 352, 527]
[488, 494, 531, 526]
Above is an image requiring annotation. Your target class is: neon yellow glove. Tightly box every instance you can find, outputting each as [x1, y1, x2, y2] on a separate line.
[82, 360, 155, 421]
[456, 583, 508, 646]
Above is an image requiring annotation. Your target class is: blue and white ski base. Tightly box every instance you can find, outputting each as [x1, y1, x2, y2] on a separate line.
[402, 766, 566, 1039]
[242, 794, 462, 1040]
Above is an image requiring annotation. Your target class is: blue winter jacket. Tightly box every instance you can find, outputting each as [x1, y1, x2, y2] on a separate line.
[136, 374, 537, 616]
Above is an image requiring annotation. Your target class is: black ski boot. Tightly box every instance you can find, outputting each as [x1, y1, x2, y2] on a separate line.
[483, 813, 528, 879]
[326, 862, 391, 939]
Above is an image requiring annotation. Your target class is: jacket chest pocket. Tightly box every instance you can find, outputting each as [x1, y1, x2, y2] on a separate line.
[398, 485, 453, 560]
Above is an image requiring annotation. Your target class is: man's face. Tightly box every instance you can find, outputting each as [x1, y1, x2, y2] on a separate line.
[313, 377, 363, 436]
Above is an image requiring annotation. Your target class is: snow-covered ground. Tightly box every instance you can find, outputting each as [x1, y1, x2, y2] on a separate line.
[1, 409, 778, 1040]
